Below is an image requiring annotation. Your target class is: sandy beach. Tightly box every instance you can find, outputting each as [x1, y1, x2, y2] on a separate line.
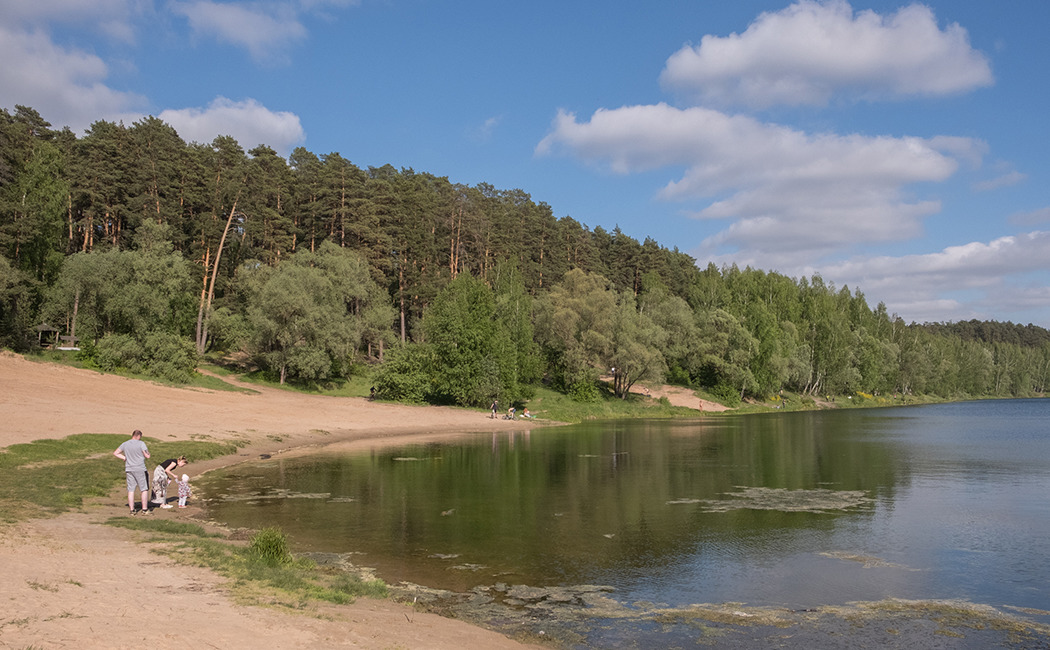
[0, 351, 553, 649]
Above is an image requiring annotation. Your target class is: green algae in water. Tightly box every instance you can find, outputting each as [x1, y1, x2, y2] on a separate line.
[671, 486, 874, 513]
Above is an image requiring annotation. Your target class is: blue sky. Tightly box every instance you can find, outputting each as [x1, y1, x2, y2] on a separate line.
[3, 0, 1050, 327]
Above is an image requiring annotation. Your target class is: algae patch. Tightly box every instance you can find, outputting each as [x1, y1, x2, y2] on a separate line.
[820, 550, 917, 570]
[687, 486, 874, 513]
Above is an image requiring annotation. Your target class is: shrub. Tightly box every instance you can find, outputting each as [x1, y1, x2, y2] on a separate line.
[710, 382, 742, 407]
[143, 331, 199, 382]
[95, 333, 142, 373]
[568, 380, 601, 402]
[248, 527, 292, 567]
[372, 344, 433, 403]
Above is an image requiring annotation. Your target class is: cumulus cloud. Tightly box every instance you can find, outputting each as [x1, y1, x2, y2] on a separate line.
[0, 3, 314, 147]
[661, 0, 993, 108]
[807, 231, 1050, 323]
[538, 103, 980, 256]
[535, 1, 1030, 322]
[157, 97, 305, 155]
[0, 23, 146, 133]
[170, 1, 308, 63]
[0, 0, 142, 42]
[697, 231, 1050, 323]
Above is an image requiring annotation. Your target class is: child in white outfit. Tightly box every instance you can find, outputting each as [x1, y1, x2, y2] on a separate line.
[176, 473, 192, 507]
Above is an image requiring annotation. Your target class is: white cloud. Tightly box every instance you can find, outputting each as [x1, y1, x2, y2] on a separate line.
[170, 0, 307, 63]
[661, 0, 993, 108]
[974, 170, 1026, 192]
[538, 103, 979, 257]
[0, 23, 146, 133]
[773, 231, 1050, 323]
[470, 115, 503, 143]
[297, 0, 360, 9]
[1008, 207, 1050, 226]
[536, 1, 1030, 323]
[0, 0, 142, 42]
[157, 97, 305, 155]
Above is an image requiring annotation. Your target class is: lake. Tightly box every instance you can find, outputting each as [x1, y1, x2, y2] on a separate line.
[199, 399, 1050, 646]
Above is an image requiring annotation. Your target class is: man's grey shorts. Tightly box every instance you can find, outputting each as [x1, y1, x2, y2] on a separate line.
[126, 470, 149, 492]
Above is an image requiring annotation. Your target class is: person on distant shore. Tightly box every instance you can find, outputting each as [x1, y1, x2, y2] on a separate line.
[114, 429, 151, 515]
[176, 474, 192, 508]
[521, 407, 534, 419]
[490, 399, 498, 419]
[152, 455, 187, 508]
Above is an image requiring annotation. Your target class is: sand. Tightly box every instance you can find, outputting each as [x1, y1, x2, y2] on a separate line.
[0, 351, 552, 649]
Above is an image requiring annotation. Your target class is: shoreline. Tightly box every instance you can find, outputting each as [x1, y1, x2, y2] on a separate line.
[3, 353, 1049, 648]
[0, 352, 554, 649]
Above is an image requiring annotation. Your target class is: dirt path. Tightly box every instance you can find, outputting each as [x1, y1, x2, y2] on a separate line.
[601, 374, 729, 412]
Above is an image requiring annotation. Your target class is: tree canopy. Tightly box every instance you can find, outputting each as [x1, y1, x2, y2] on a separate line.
[2, 105, 1049, 403]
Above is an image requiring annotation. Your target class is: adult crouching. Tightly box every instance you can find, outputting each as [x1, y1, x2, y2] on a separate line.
[152, 455, 187, 508]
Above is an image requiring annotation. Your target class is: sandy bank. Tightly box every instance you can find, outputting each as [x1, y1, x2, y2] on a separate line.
[0, 352, 548, 649]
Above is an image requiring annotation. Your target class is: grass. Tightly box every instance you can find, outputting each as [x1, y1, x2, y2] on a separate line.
[0, 431, 387, 611]
[228, 368, 374, 398]
[105, 517, 388, 607]
[0, 434, 241, 524]
[198, 351, 376, 398]
[26, 350, 250, 393]
[522, 385, 700, 424]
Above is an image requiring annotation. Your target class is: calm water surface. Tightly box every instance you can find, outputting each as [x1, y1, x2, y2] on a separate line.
[201, 399, 1050, 624]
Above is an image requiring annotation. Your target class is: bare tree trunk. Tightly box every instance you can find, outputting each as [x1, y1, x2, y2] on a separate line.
[70, 290, 80, 339]
[194, 247, 211, 353]
[195, 201, 238, 354]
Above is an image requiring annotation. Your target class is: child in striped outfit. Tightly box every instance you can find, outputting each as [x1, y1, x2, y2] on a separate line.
[176, 474, 192, 508]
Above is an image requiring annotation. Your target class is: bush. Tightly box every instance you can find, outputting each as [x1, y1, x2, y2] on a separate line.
[89, 331, 198, 382]
[95, 333, 142, 373]
[710, 382, 742, 407]
[143, 331, 198, 382]
[665, 364, 692, 387]
[371, 344, 433, 403]
[248, 527, 292, 567]
[568, 380, 601, 402]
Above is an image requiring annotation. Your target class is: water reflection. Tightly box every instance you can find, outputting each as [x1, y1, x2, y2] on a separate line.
[201, 400, 1050, 612]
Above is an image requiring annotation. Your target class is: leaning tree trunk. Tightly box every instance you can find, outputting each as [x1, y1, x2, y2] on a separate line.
[195, 201, 238, 355]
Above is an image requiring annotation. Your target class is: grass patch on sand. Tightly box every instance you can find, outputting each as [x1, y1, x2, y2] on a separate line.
[105, 518, 387, 608]
[26, 351, 250, 393]
[0, 434, 241, 524]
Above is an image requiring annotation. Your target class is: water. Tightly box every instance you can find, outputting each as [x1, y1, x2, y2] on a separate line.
[200, 399, 1050, 642]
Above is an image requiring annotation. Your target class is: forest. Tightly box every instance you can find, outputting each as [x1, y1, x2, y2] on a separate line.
[2, 104, 1049, 407]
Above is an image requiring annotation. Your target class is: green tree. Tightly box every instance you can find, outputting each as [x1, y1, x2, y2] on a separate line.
[244, 242, 379, 384]
[695, 308, 758, 403]
[609, 290, 667, 398]
[640, 276, 701, 385]
[1, 138, 67, 282]
[0, 255, 33, 348]
[492, 262, 541, 389]
[535, 269, 617, 393]
[422, 273, 514, 406]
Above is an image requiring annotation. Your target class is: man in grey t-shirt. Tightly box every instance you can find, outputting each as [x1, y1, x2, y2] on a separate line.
[114, 429, 151, 515]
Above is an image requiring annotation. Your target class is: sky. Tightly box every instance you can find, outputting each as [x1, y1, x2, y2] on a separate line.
[3, 0, 1050, 327]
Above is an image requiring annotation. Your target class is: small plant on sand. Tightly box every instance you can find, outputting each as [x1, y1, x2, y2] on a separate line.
[248, 527, 292, 567]
[109, 518, 387, 607]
